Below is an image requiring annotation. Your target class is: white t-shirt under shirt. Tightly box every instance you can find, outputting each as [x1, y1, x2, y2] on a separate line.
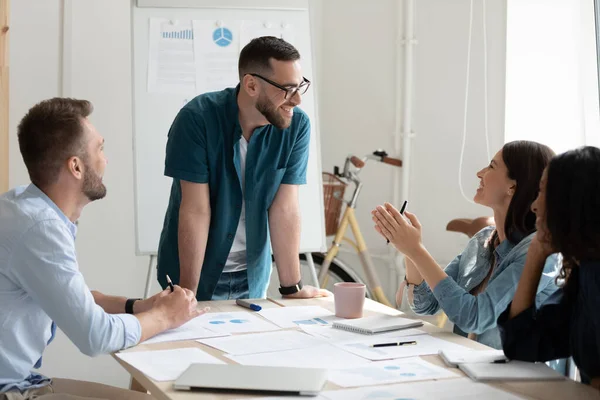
[223, 137, 248, 273]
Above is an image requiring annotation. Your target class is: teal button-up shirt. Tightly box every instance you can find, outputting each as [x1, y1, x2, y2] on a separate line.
[157, 87, 310, 300]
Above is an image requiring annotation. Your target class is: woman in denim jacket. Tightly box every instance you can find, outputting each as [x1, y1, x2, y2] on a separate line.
[372, 141, 560, 349]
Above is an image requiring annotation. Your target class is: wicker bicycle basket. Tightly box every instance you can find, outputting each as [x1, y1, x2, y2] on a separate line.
[322, 172, 347, 236]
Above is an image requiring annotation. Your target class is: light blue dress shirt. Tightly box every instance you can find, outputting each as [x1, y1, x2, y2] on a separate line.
[0, 185, 141, 393]
[409, 226, 560, 349]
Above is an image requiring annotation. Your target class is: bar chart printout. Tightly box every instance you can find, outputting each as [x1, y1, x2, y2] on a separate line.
[148, 18, 196, 94]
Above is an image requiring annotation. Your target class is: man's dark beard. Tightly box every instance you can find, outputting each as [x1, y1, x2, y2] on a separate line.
[256, 94, 291, 130]
[82, 160, 107, 201]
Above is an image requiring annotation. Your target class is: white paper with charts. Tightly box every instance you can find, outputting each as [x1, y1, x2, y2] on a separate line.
[147, 18, 196, 95]
[194, 312, 279, 334]
[327, 357, 457, 388]
[318, 377, 525, 400]
[258, 306, 341, 328]
[198, 330, 324, 356]
[243, 378, 523, 400]
[192, 20, 240, 93]
[300, 324, 427, 343]
[140, 315, 229, 345]
[337, 334, 470, 361]
[226, 343, 371, 369]
[116, 348, 225, 382]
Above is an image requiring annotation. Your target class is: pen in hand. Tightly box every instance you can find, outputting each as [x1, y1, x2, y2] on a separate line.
[387, 200, 408, 244]
[371, 340, 417, 348]
[166, 274, 174, 293]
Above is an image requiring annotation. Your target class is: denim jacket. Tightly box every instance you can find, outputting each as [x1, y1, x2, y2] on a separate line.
[409, 226, 560, 349]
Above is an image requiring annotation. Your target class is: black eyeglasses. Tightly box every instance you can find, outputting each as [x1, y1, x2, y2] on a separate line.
[249, 73, 311, 99]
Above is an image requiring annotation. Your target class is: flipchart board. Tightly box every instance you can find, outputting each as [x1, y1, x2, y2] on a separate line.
[132, 0, 326, 256]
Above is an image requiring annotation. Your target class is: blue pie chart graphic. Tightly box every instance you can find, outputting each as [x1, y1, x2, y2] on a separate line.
[213, 27, 233, 47]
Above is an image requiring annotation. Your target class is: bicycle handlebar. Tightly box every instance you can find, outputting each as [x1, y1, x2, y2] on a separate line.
[381, 156, 402, 167]
[349, 156, 365, 168]
[338, 150, 402, 179]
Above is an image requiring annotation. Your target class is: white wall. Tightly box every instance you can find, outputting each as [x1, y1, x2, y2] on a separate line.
[315, 0, 507, 272]
[10, 0, 149, 389]
[411, 0, 506, 264]
[314, 0, 401, 291]
[9, 0, 62, 186]
[505, 0, 599, 152]
[9, 0, 508, 389]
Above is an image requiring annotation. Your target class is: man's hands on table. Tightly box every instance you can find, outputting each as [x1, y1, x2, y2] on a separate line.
[282, 285, 332, 299]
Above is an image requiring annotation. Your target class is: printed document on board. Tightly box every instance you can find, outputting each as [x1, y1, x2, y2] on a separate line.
[147, 18, 196, 95]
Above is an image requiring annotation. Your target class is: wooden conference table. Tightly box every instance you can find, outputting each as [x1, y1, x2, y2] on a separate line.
[113, 297, 598, 400]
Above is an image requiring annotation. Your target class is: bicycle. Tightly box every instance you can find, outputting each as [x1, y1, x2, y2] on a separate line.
[303, 150, 403, 307]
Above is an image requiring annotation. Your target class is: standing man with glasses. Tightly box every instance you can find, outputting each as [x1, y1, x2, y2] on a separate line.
[157, 36, 330, 301]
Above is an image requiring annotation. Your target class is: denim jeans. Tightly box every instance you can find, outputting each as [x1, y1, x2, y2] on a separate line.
[211, 270, 250, 300]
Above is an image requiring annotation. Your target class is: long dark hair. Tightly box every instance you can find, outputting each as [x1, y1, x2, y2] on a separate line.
[488, 141, 555, 252]
[545, 146, 600, 293]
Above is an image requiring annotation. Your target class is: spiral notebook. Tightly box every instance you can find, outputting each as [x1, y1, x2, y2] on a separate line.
[459, 360, 566, 381]
[439, 349, 507, 368]
[332, 315, 423, 334]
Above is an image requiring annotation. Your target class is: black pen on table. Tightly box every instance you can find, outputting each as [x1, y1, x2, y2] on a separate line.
[387, 200, 408, 244]
[371, 340, 417, 348]
[166, 274, 174, 293]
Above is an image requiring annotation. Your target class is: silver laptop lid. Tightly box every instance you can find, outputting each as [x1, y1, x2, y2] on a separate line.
[173, 363, 328, 396]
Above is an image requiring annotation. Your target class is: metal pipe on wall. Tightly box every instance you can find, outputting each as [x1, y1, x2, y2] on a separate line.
[390, 0, 416, 282]
[0, 0, 9, 193]
[400, 0, 415, 208]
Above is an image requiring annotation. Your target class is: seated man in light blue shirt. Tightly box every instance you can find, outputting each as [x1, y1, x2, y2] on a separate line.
[0, 98, 204, 399]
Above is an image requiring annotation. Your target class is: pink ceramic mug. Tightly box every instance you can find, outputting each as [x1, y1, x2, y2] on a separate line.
[334, 282, 366, 318]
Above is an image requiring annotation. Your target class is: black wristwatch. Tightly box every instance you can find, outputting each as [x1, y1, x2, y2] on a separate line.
[279, 280, 303, 295]
[125, 298, 141, 314]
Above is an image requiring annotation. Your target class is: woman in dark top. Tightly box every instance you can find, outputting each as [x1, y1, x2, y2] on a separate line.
[498, 146, 600, 389]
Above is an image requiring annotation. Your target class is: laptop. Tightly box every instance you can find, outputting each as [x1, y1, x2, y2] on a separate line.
[173, 364, 328, 396]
